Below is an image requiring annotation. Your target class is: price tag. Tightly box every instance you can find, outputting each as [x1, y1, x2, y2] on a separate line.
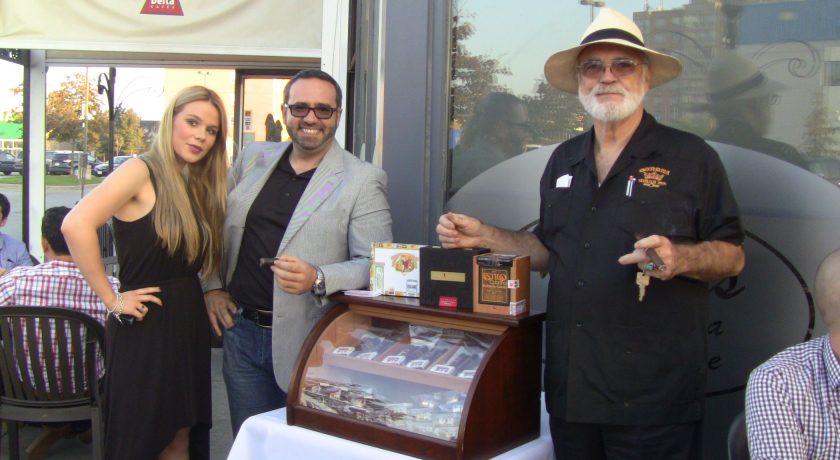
[406, 359, 430, 369]
[457, 369, 476, 379]
[382, 355, 405, 365]
[332, 347, 354, 355]
[355, 352, 378, 360]
[429, 364, 455, 375]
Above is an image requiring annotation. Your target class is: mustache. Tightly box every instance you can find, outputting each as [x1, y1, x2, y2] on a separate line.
[591, 84, 629, 96]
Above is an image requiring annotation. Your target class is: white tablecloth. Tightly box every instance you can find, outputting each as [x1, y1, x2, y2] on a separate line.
[228, 396, 554, 460]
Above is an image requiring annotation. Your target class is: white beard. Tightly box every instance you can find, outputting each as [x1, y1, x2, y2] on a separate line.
[578, 84, 645, 122]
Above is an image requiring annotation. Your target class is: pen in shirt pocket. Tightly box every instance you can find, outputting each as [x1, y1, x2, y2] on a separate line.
[625, 176, 636, 197]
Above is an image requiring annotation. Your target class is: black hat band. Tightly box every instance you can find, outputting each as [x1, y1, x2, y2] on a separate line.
[580, 28, 644, 47]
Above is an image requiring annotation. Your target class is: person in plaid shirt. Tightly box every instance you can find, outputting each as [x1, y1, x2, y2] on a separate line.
[746, 248, 840, 459]
[0, 206, 119, 380]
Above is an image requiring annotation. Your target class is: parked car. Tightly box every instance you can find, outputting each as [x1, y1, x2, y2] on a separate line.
[92, 155, 132, 177]
[85, 154, 103, 170]
[0, 151, 16, 175]
[46, 151, 73, 175]
[806, 158, 840, 187]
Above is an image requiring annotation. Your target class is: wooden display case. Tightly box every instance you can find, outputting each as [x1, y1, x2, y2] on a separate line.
[287, 294, 545, 459]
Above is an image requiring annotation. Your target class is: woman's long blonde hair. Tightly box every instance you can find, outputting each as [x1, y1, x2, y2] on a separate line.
[140, 86, 228, 276]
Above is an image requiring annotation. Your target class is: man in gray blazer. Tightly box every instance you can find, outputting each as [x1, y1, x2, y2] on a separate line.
[203, 69, 393, 435]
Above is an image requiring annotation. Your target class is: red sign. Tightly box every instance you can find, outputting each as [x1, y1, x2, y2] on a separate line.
[438, 296, 458, 310]
[140, 0, 184, 16]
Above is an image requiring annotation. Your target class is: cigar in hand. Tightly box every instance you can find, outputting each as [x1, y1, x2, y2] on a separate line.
[259, 257, 278, 267]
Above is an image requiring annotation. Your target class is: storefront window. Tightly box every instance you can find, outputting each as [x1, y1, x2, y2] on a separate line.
[0, 56, 25, 247]
[446, 1, 840, 457]
[448, 0, 840, 195]
[826, 61, 840, 86]
[39, 66, 235, 203]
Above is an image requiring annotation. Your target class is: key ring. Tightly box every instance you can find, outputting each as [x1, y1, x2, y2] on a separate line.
[644, 262, 666, 272]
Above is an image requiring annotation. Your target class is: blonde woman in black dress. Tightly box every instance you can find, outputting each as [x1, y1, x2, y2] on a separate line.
[63, 86, 227, 460]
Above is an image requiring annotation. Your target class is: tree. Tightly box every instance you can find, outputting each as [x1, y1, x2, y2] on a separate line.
[114, 106, 146, 155]
[522, 80, 588, 146]
[2, 84, 23, 123]
[89, 105, 146, 157]
[46, 73, 104, 147]
[450, 3, 511, 129]
[802, 90, 840, 158]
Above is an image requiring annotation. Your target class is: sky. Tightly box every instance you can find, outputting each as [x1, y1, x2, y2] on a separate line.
[459, 0, 689, 96]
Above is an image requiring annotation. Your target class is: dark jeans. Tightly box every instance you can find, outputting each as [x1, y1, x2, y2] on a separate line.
[222, 312, 287, 437]
[549, 416, 703, 460]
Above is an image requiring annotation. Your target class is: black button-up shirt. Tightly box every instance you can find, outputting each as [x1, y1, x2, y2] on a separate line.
[229, 146, 315, 311]
[534, 112, 744, 425]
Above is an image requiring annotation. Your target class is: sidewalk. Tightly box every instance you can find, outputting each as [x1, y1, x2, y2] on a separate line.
[0, 348, 233, 460]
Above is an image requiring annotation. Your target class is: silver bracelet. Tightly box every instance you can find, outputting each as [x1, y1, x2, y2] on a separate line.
[107, 292, 124, 324]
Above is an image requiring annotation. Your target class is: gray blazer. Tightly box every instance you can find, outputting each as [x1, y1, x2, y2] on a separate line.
[204, 141, 393, 391]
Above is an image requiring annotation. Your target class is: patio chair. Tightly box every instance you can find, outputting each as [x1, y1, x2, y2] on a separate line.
[0, 306, 105, 460]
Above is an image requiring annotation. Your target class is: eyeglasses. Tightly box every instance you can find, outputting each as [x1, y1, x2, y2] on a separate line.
[284, 104, 340, 119]
[577, 58, 645, 79]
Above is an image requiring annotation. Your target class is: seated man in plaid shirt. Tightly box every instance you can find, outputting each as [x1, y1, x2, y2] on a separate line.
[746, 248, 840, 459]
[0, 206, 119, 457]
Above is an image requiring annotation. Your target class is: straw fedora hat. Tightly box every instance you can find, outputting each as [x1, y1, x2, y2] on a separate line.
[544, 7, 682, 93]
[698, 49, 785, 109]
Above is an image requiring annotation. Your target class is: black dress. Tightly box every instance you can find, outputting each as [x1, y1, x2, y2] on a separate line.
[105, 209, 211, 459]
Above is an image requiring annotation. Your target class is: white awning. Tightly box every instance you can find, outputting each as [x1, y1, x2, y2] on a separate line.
[0, 0, 322, 60]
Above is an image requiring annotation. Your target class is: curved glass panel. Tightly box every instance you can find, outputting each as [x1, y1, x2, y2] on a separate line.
[299, 310, 494, 442]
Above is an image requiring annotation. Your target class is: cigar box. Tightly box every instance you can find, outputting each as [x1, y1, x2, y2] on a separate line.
[370, 243, 425, 297]
[419, 246, 490, 310]
[473, 254, 530, 316]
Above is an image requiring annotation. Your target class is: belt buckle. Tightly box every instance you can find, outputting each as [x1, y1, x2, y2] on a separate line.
[244, 307, 272, 329]
[256, 315, 272, 329]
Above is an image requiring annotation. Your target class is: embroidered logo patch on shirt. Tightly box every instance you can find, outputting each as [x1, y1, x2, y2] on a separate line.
[637, 166, 670, 188]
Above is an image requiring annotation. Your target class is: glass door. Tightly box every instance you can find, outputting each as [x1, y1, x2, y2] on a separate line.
[233, 70, 303, 161]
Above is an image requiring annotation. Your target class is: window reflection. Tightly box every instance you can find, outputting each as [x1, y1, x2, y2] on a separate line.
[446, 2, 840, 457]
[448, 0, 840, 193]
[240, 77, 291, 152]
[451, 92, 529, 190]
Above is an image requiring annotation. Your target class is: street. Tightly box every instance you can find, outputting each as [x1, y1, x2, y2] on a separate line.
[0, 184, 96, 243]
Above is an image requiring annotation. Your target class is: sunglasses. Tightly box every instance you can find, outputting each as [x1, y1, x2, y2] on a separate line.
[577, 58, 645, 79]
[284, 103, 340, 119]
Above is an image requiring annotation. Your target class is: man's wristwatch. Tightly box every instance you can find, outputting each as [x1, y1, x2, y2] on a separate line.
[312, 267, 326, 296]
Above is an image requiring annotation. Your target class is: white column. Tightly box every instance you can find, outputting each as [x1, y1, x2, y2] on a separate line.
[26, 50, 47, 262]
[321, 0, 351, 148]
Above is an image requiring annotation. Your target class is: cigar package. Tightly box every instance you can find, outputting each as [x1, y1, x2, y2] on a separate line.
[370, 243, 424, 297]
[472, 254, 530, 316]
[419, 246, 490, 310]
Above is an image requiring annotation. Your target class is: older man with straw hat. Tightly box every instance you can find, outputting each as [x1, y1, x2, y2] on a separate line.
[438, 8, 745, 458]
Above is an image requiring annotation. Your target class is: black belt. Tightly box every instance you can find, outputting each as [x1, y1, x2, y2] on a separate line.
[240, 307, 273, 329]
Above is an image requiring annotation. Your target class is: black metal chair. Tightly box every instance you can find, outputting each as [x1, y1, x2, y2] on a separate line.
[727, 411, 749, 460]
[0, 306, 105, 460]
[102, 255, 119, 278]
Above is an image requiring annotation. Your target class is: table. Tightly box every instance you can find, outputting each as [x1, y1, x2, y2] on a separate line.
[228, 397, 554, 459]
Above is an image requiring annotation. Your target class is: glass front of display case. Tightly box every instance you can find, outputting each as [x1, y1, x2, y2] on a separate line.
[298, 310, 497, 442]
